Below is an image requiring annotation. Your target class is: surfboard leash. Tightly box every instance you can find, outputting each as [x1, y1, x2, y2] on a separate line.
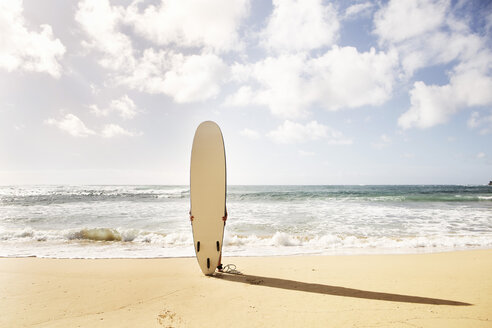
[219, 264, 242, 275]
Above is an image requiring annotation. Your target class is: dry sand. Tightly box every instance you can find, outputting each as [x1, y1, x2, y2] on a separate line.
[1, 250, 491, 327]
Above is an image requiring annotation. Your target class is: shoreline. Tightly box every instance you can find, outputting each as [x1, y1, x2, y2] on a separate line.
[1, 249, 491, 327]
[2, 245, 492, 259]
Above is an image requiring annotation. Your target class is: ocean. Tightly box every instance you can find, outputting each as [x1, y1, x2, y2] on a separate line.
[0, 185, 491, 258]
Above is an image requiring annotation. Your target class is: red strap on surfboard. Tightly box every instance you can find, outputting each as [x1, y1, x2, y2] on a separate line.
[190, 211, 225, 222]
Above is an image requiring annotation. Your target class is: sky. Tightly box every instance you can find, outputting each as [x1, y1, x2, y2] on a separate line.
[0, 0, 491, 185]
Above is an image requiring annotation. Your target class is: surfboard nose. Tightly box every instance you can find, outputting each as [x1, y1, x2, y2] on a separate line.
[197, 120, 220, 129]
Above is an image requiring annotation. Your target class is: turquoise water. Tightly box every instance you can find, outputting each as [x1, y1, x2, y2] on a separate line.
[0, 185, 491, 258]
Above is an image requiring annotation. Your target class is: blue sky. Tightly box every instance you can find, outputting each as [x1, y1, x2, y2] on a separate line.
[0, 0, 491, 185]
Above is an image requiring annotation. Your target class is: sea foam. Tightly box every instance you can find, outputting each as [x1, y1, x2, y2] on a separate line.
[1, 185, 491, 258]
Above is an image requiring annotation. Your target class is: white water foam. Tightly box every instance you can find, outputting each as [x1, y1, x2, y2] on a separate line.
[1, 227, 491, 258]
[1, 185, 491, 258]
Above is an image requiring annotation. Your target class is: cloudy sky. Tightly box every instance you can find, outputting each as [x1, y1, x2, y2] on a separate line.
[1, 0, 491, 185]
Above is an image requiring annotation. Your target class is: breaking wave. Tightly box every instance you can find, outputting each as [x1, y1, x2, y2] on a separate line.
[1, 227, 491, 258]
[1, 185, 491, 258]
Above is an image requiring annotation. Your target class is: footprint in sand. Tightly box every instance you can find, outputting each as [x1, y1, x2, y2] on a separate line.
[157, 309, 181, 327]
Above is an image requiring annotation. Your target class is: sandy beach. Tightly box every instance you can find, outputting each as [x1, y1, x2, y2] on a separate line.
[0, 250, 491, 327]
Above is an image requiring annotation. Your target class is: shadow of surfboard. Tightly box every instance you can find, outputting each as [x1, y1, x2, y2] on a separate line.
[213, 273, 471, 306]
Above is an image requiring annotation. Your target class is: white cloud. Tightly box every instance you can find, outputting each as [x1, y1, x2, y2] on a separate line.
[101, 124, 141, 138]
[240, 128, 260, 139]
[398, 67, 492, 129]
[223, 86, 254, 107]
[476, 152, 485, 159]
[230, 62, 253, 83]
[159, 52, 228, 103]
[398, 30, 483, 77]
[374, 0, 448, 44]
[76, 0, 229, 104]
[374, 0, 487, 76]
[228, 46, 398, 118]
[374, 0, 492, 130]
[90, 95, 139, 119]
[268, 120, 352, 144]
[119, 50, 228, 103]
[261, 0, 339, 53]
[113, 48, 168, 94]
[372, 134, 392, 149]
[308, 46, 398, 111]
[398, 81, 455, 129]
[232, 54, 311, 119]
[380, 134, 391, 143]
[45, 112, 141, 138]
[468, 111, 492, 135]
[110, 95, 138, 119]
[89, 104, 106, 117]
[44, 114, 96, 137]
[0, 0, 66, 77]
[467, 111, 480, 128]
[124, 0, 250, 53]
[89, 83, 100, 95]
[75, 0, 134, 71]
[344, 2, 375, 20]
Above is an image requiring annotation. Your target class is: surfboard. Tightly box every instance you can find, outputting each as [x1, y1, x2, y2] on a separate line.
[190, 121, 227, 275]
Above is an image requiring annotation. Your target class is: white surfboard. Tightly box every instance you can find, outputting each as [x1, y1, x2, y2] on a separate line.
[190, 121, 227, 275]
